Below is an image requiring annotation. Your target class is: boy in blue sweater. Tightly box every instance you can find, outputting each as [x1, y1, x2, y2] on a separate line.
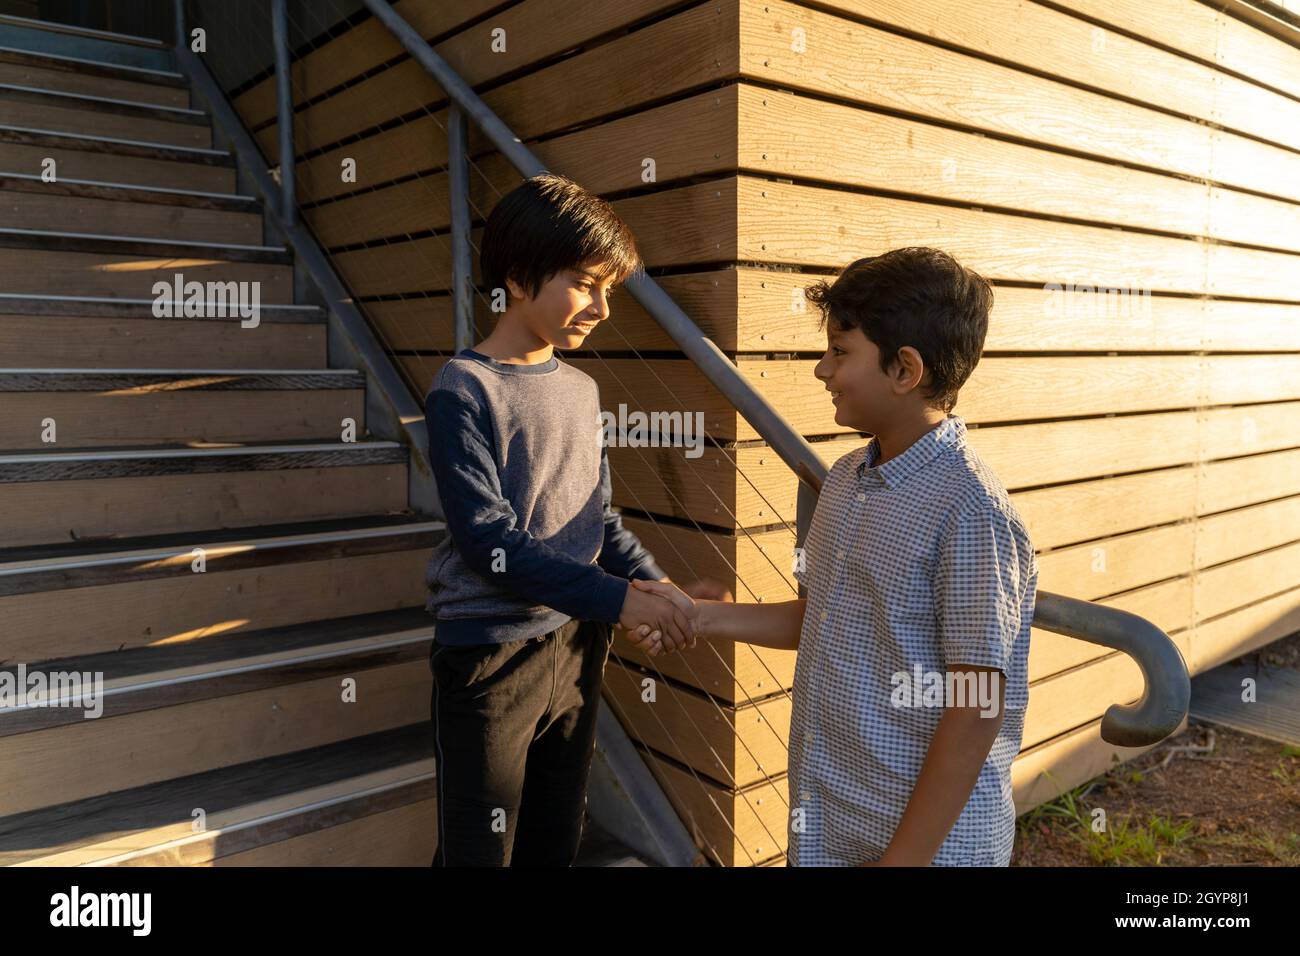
[424, 173, 722, 866]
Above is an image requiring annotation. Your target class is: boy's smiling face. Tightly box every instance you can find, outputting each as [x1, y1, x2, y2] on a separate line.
[815, 321, 927, 433]
[505, 259, 615, 350]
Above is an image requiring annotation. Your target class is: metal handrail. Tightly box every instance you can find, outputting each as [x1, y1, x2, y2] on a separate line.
[282, 0, 1189, 746]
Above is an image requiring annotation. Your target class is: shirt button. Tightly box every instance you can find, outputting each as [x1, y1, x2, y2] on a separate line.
[819, 611, 828, 622]
[835, 549, 845, 560]
[856, 492, 866, 502]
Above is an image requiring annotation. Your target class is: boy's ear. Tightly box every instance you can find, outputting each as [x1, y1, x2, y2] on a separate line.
[504, 274, 530, 303]
[892, 345, 928, 392]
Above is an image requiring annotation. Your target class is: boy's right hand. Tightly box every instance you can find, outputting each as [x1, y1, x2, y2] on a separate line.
[618, 583, 693, 654]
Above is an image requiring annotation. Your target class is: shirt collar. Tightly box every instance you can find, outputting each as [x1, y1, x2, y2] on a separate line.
[857, 414, 965, 490]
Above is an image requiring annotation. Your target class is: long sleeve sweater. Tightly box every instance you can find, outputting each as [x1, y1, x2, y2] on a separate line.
[423, 348, 667, 645]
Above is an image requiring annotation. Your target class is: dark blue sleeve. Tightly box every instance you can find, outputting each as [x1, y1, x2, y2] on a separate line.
[596, 444, 668, 582]
[425, 383, 629, 624]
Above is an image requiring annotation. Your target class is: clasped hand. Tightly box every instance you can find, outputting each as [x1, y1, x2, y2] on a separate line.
[617, 577, 731, 656]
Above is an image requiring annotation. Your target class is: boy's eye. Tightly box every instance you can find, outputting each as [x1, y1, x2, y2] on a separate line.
[831, 347, 845, 356]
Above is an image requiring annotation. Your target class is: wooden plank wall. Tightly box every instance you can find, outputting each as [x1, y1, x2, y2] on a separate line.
[222, 0, 1300, 866]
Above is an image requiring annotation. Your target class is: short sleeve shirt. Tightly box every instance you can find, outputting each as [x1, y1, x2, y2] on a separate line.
[788, 414, 1038, 866]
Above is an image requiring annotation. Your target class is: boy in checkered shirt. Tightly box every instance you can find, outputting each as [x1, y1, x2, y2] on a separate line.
[633, 248, 1038, 865]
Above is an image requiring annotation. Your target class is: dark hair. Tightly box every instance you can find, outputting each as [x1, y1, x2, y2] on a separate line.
[480, 172, 642, 302]
[804, 247, 993, 413]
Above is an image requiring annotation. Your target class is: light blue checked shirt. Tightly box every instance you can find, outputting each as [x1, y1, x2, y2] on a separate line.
[788, 413, 1038, 866]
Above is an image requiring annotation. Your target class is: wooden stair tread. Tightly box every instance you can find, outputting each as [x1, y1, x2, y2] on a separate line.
[0, 225, 288, 260]
[0, 170, 257, 209]
[0, 15, 175, 74]
[0, 123, 231, 163]
[0, 13, 169, 51]
[0, 368, 364, 390]
[0, 723, 435, 866]
[0, 512, 440, 569]
[0, 441, 406, 484]
[0, 292, 320, 320]
[16, 605, 433, 678]
[0, 607, 434, 735]
[0, 82, 205, 123]
[0, 44, 185, 86]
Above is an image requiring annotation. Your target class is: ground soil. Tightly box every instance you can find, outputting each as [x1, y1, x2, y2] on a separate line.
[1012, 631, 1300, 866]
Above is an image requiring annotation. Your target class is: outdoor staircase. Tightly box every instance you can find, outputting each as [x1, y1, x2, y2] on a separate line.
[0, 14, 446, 866]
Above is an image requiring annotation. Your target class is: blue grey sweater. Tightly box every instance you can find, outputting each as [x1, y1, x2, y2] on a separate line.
[424, 348, 667, 645]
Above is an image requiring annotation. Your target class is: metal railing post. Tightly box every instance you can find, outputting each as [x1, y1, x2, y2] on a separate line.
[172, 0, 185, 50]
[794, 480, 817, 600]
[448, 106, 473, 354]
[271, 0, 296, 227]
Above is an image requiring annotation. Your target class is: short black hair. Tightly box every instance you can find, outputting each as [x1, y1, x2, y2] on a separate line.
[480, 172, 642, 302]
[804, 247, 993, 413]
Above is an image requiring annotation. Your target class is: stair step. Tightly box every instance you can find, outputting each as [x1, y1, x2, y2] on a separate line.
[0, 515, 443, 663]
[0, 614, 434, 816]
[2, 606, 433, 731]
[0, 723, 435, 866]
[0, 292, 316, 318]
[0, 15, 174, 72]
[0, 441, 409, 547]
[0, 45, 188, 107]
[0, 225, 284, 258]
[0, 293, 324, 368]
[0, 368, 366, 449]
[0, 227, 291, 298]
[0, 172, 262, 245]
[0, 83, 207, 148]
[0, 123, 233, 192]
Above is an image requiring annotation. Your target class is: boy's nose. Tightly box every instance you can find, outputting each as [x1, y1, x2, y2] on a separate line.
[813, 355, 831, 381]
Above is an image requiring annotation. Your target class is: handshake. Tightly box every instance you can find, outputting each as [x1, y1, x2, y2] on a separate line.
[616, 577, 732, 656]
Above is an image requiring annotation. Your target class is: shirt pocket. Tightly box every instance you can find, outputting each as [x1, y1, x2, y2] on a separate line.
[839, 554, 934, 632]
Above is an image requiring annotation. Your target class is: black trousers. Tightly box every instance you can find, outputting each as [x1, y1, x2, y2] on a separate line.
[429, 617, 613, 866]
